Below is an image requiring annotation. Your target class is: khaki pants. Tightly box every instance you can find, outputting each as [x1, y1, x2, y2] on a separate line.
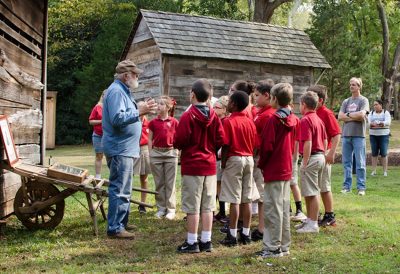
[220, 156, 254, 204]
[300, 154, 325, 197]
[263, 181, 291, 252]
[150, 149, 178, 213]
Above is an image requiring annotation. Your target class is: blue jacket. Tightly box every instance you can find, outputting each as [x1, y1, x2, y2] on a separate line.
[102, 80, 141, 157]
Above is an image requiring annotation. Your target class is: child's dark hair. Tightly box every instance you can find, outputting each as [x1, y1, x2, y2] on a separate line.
[256, 79, 275, 95]
[232, 80, 256, 95]
[374, 99, 383, 106]
[271, 83, 293, 107]
[300, 91, 319, 110]
[192, 78, 212, 102]
[230, 90, 249, 112]
[159, 96, 176, 117]
[307, 85, 327, 103]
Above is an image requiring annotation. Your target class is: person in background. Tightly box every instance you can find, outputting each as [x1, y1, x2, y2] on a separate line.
[311, 85, 341, 227]
[149, 96, 179, 220]
[251, 79, 276, 241]
[175, 79, 224, 253]
[103, 60, 157, 239]
[296, 91, 327, 234]
[338, 77, 369, 196]
[257, 83, 299, 258]
[89, 90, 106, 179]
[219, 91, 257, 246]
[213, 96, 230, 223]
[368, 99, 391, 177]
[133, 115, 151, 214]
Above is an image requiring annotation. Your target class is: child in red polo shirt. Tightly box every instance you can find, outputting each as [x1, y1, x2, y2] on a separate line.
[148, 96, 179, 220]
[310, 85, 341, 227]
[256, 83, 299, 258]
[296, 91, 327, 233]
[175, 79, 225, 253]
[251, 79, 275, 241]
[219, 90, 257, 246]
[133, 115, 152, 214]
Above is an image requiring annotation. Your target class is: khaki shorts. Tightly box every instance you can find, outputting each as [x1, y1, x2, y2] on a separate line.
[300, 154, 325, 197]
[253, 156, 264, 202]
[181, 175, 217, 214]
[320, 163, 332, 192]
[133, 145, 151, 175]
[220, 156, 254, 204]
[290, 155, 299, 186]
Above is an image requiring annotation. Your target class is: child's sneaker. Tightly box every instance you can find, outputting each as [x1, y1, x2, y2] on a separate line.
[296, 222, 319, 233]
[371, 170, 376, 176]
[294, 220, 307, 230]
[155, 211, 165, 219]
[219, 232, 238, 246]
[251, 229, 263, 242]
[383, 171, 388, 177]
[340, 188, 351, 194]
[199, 241, 213, 252]
[177, 241, 200, 253]
[319, 213, 336, 227]
[165, 212, 176, 220]
[239, 231, 251, 245]
[281, 250, 290, 256]
[291, 211, 307, 222]
[138, 205, 146, 214]
[255, 249, 283, 258]
[357, 190, 366, 196]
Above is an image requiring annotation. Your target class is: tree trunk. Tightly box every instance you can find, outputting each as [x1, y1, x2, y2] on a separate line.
[253, 0, 293, 23]
[377, 0, 400, 111]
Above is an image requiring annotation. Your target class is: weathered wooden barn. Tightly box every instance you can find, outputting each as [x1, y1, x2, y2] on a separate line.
[0, 0, 48, 218]
[121, 10, 330, 114]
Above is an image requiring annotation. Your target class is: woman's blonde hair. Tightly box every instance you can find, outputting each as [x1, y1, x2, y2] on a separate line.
[350, 77, 363, 90]
[158, 96, 176, 117]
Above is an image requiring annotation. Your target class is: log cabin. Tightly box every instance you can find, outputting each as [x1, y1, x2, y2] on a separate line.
[121, 10, 331, 115]
[0, 0, 48, 218]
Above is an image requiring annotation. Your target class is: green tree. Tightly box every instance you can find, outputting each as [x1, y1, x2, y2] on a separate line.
[306, 0, 384, 110]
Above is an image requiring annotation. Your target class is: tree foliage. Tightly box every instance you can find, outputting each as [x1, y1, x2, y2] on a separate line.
[48, 0, 136, 144]
[306, 0, 400, 111]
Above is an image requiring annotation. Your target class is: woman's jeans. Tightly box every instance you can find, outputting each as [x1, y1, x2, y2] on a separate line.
[342, 137, 366, 191]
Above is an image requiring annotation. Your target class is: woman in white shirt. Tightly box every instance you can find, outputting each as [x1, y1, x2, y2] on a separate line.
[368, 99, 391, 176]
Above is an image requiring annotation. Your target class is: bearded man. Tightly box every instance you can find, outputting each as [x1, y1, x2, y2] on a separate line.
[102, 60, 157, 239]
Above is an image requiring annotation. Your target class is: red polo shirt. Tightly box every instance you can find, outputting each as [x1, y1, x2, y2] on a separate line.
[139, 116, 149, 146]
[254, 105, 275, 149]
[89, 104, 103, 136]
[316, 105, 341, 149]
[299, 111, 327, 155]
[149, 116, 179, 148]
[223, 111, 257, 157]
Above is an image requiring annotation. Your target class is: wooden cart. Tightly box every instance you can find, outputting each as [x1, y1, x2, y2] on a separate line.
[0, 116, 156, 235]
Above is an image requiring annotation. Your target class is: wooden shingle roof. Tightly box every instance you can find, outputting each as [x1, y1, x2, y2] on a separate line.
[123, 10, 330, 69]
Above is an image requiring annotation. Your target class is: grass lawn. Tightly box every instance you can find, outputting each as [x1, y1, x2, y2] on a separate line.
[1, 141, 400, 273]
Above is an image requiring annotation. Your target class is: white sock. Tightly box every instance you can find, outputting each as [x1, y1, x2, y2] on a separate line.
[242, 227, 250, 236]
[200, 231, 212, 243]
[187, 233, 197, 245]
[95, 174, 101, 179]
[309, 220, 318, 228]
[230, 228, 237, 238]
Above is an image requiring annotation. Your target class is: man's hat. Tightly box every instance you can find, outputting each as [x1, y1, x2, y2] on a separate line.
[115, 59, 143, 74]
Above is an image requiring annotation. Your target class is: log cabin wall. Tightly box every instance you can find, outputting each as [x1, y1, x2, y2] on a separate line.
[0, 0, 46, 218]
[125, 19, 161, 102]
[166, 55, 313, 116]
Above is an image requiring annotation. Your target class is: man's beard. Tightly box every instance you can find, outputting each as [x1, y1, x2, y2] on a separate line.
[127, 79, 139, 89]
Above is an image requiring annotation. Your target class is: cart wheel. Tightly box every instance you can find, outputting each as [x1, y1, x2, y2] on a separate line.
[14, 181, 65, 230]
